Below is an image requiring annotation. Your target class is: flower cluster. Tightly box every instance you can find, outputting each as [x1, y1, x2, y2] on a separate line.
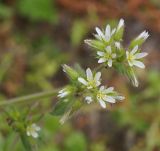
[57, 66, 124, 110]
[54, 18, 149, 123]
[78, 68, 124, 108]
[85, 19, 149, 87]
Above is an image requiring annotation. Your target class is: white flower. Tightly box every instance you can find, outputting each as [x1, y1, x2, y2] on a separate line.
[135, 31, 149, 41]
[115, 42, 121, 49]
[58, 88, 70, 98]
[126, 45, 148, 69]
[85, 96, 93, 104]
[78, 68, 101, 89]
[97, 86, 124, 108]
[95, 25, 116, 42]
[117, 18, 124, 31]
[26, 123, 41, 138]
[97, 46, 116, 67]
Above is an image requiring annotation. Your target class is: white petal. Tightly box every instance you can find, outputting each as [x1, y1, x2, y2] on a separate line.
[136, 31, 149, 40]
[131, 45, 138, 55]
[86, 68, 93, 81]
[104, 96, 116, 103]
[104, 87, 114, 93]
[27, 131, 31, 136]
[94, 72, 101, 81]
[59, 89, 65, 93]
[98, 58, 106, 63]
[126, 51, 129, 58]
[100, 86, 105, 91]
[78, 77, 88, 85]
[117, 18, 124, 31]
[58, 91, 68, 98]
[115, 95, 125, 100]
[35, 126, 41, 131]
[85, 96, 93, 104]
[128, 60, 133, 67]
[115, 42, 121, 49]
[105, 46, 111, 53]
[95, 27, 105, 39]
[31, 132, 38, 138]
[94, 34, 101, 40]
[108, 59, 112, 67]
[97, 51, 105, 56]
[99, 99, 106, 108]
[105, 25, 111, 41]
[133, 60, 145, 68]
[134, 52, 148, 59]
[96, 81, 101, 87]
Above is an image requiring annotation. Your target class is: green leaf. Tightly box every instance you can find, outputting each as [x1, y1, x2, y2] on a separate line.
[0, 4, 12, 19]
[17, 0, 58, 23]
[64, 132, 87, 151]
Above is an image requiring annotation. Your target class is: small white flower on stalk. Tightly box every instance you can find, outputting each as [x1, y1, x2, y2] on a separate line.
[26, 123, 41, 138]
[58, 88, 70, 98]
[115, 42, 121, 49]
[95, 25, 116, 42]
[97, 46, 116, 67]
[135, 31, 149, 41]
[97, 86, 124, 108]
[126, 45, 148, 69]
[85, 96, 93, 104]
[78, 68, 101, 89]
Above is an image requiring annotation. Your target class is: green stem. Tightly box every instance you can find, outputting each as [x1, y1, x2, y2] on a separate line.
[0, 89, 59, 106]
[95, 64, 105, 72]
[20, 134, 33, 151]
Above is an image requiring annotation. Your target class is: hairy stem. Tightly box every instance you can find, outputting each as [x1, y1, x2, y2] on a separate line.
[0, 89, 59, 106]
[95, 64, 105, 72]
[20, 134, 33, 151]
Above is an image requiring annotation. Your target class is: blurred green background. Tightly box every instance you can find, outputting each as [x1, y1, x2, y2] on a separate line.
[0, 0, 160, 151]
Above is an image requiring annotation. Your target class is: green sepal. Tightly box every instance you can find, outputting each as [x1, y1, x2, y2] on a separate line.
[129, 38, 145, 50]
[84, 39, 105, 51]
[114, 63, 138, 87]
[114, 27, 124, 41]
[63, 64, 79, 81]
[51, 99, 74, 116]
[126, 67, 139, 87]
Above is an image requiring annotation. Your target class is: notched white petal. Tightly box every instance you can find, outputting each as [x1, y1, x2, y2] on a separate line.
[86, 68, 93, 80]
[85, 96, 93, 104]
[105, 46, 111, 53]
[134, 52, 148, 59]
[105, 25, 111, 41]
[94, 72, 101, 81]
[78, 77, 88, 85]
[133, 60, 145, 68]
[97, 51, 105, 56]
[104, 96, 116, 103]
[131, 45, 138, 55]
[98, 58, 106, 63]
[108, 59, 112, 67]
[99, 99, 106, 108]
